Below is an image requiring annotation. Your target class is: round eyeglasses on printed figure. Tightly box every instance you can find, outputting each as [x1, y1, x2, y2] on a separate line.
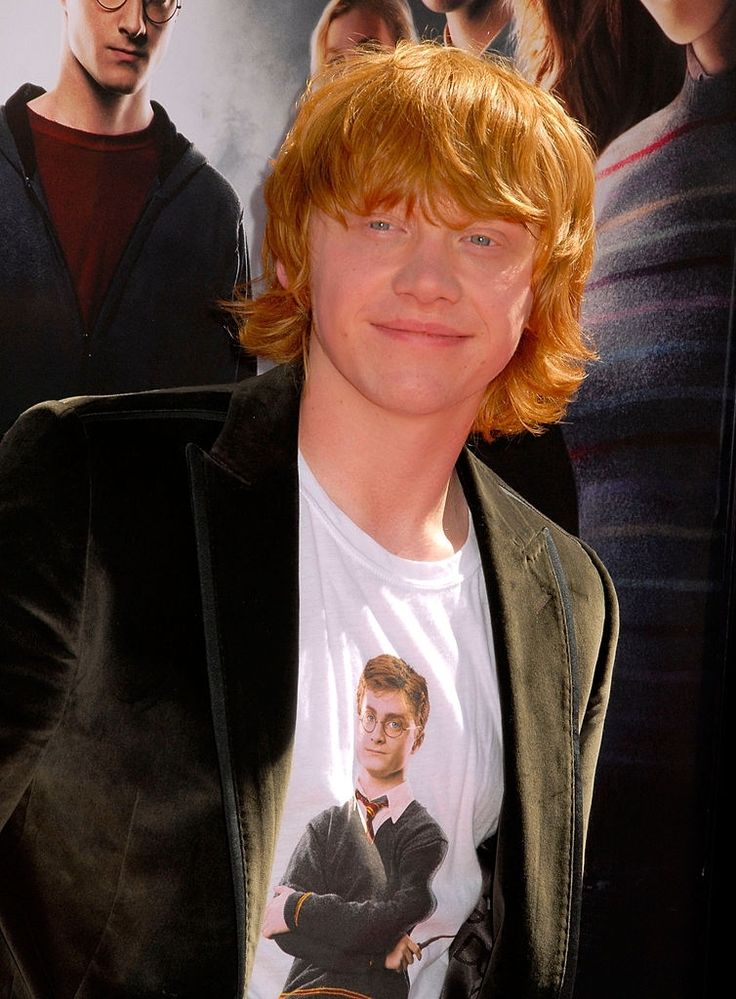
[359, 709, 414, 740]
[95, 0, 181, 25]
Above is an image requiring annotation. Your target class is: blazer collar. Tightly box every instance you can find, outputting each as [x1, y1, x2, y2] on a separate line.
[209, 362, 304, 485]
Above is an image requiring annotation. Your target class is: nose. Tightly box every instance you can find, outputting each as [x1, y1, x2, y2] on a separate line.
[119, 0, 147, 40]
[392, 229, 461, 305]
[370, 725, 386, 744]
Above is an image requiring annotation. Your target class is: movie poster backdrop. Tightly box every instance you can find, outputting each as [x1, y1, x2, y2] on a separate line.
[0, 2, 732, 997]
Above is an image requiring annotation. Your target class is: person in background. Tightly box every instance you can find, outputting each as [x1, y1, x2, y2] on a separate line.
[0, 0, 250, 437]
[310, 0, 417, 72]
[420, 0, 514, 55]
[417, 3, 682, 537]
[509, 0, 685, 152]
[563, 2, 735, 995]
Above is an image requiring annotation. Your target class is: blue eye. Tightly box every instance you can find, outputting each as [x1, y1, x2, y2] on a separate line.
[369, 220, 392, 231]
[469, 233, 494, 246]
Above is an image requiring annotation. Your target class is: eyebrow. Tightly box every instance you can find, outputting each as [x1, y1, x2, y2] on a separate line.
[363, 702, 412, 724]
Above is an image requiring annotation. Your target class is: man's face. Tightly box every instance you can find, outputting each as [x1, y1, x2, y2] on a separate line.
[293, 202, 535, 427]
[62, 0, 176, 97]
[356, 688, 417, 787]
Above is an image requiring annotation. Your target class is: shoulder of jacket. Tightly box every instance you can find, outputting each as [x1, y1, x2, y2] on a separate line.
[464, 447, 611, 587]
[3, 386, 234, 451]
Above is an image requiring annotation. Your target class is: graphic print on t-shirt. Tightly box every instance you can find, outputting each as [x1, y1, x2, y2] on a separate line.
[262, 655, 449, 999]
[248, 453, 504, 999]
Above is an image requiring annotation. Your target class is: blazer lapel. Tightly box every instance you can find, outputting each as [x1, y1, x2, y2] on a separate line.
[459, 451, 582, 998]
[187, 364, 303, 995]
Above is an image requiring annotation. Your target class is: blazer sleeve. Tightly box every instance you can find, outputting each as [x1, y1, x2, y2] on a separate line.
[0, 403, 90, 831]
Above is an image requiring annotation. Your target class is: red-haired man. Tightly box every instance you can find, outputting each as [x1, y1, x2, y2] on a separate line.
[0, 43, 616, 998]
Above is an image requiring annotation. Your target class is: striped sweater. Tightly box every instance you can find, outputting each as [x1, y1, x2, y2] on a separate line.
[562, 49, 735, 994]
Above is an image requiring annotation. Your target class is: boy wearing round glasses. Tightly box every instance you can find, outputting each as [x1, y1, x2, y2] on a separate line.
[0, 0, 248, 436]
[260, 655, 448, 998]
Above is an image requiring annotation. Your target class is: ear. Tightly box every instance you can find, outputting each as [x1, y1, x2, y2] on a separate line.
[276, 260, 289, 289]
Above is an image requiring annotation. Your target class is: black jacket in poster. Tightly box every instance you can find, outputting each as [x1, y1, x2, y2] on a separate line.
[0, 83, 251, 436]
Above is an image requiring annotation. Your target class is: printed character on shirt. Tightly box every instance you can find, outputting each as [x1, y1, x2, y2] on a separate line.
[261, 655, 448, 998]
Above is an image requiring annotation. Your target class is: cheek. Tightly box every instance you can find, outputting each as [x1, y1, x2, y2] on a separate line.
[518, 284, 534, 329]
[310, 269, 352, 344]
[149, 28, 173, 68]
[499, 277, 535, 348]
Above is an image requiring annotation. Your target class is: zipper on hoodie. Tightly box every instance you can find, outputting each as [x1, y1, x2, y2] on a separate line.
[22, 170, 90, 347]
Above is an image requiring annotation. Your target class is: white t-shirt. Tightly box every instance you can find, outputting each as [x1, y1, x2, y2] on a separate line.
[249, 453, 503, 998]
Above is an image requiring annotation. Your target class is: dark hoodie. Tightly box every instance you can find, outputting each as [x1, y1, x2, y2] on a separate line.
[0, 84, 251, 435]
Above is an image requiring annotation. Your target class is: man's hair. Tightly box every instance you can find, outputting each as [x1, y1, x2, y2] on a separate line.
[356, 654, 430, 751]
[310, 0, 417, 73]
[237, 42, 597, 439]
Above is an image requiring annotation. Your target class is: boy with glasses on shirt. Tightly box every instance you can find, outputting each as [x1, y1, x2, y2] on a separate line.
[260, 654, 448, 999]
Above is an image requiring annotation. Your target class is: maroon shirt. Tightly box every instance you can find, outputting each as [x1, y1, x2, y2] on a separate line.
[29, 108, 160, 328]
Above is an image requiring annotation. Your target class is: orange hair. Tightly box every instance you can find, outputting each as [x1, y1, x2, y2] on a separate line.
[236, 42, 597, 439]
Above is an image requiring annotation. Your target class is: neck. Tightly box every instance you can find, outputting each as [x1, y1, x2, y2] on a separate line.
[692, 5, 736, 75]
[446, 0, 510, 54]
[299, 369, 473, 562]
[30, 56, 153, 134]
[359, 773, 404, 798]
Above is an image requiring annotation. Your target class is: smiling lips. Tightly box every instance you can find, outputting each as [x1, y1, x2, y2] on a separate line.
[372, 319, 468, 340]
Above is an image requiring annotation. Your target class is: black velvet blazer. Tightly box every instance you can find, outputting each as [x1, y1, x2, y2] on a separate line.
[0, 364, 617, 999]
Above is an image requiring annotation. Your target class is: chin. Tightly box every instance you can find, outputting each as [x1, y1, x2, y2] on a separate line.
[105, 80, 145, 97]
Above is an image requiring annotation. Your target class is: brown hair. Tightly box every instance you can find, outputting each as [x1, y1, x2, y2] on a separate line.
[356, 654, 430, 751]
[511, 0, 686, 153]
[235, 42, 597, 439]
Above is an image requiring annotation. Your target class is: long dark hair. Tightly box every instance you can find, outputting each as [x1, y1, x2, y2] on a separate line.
[512, 0, 686, 152]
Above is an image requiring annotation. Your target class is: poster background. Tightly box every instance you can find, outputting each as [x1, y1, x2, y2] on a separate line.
[0, 0, 444, 255]
[0, 3, 728, 998]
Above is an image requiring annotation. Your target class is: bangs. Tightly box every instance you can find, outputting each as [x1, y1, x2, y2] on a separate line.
[301, 45, 562, 231]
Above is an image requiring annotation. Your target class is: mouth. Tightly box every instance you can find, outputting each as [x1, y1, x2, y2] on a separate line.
[109, 47, 146, 62]
[372, 319, 468, 341]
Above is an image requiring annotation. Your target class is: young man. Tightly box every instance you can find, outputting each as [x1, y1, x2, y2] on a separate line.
[0, 44, 617, 998]
[260, 654, 448, 998]
[0, 0, 249, 436]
